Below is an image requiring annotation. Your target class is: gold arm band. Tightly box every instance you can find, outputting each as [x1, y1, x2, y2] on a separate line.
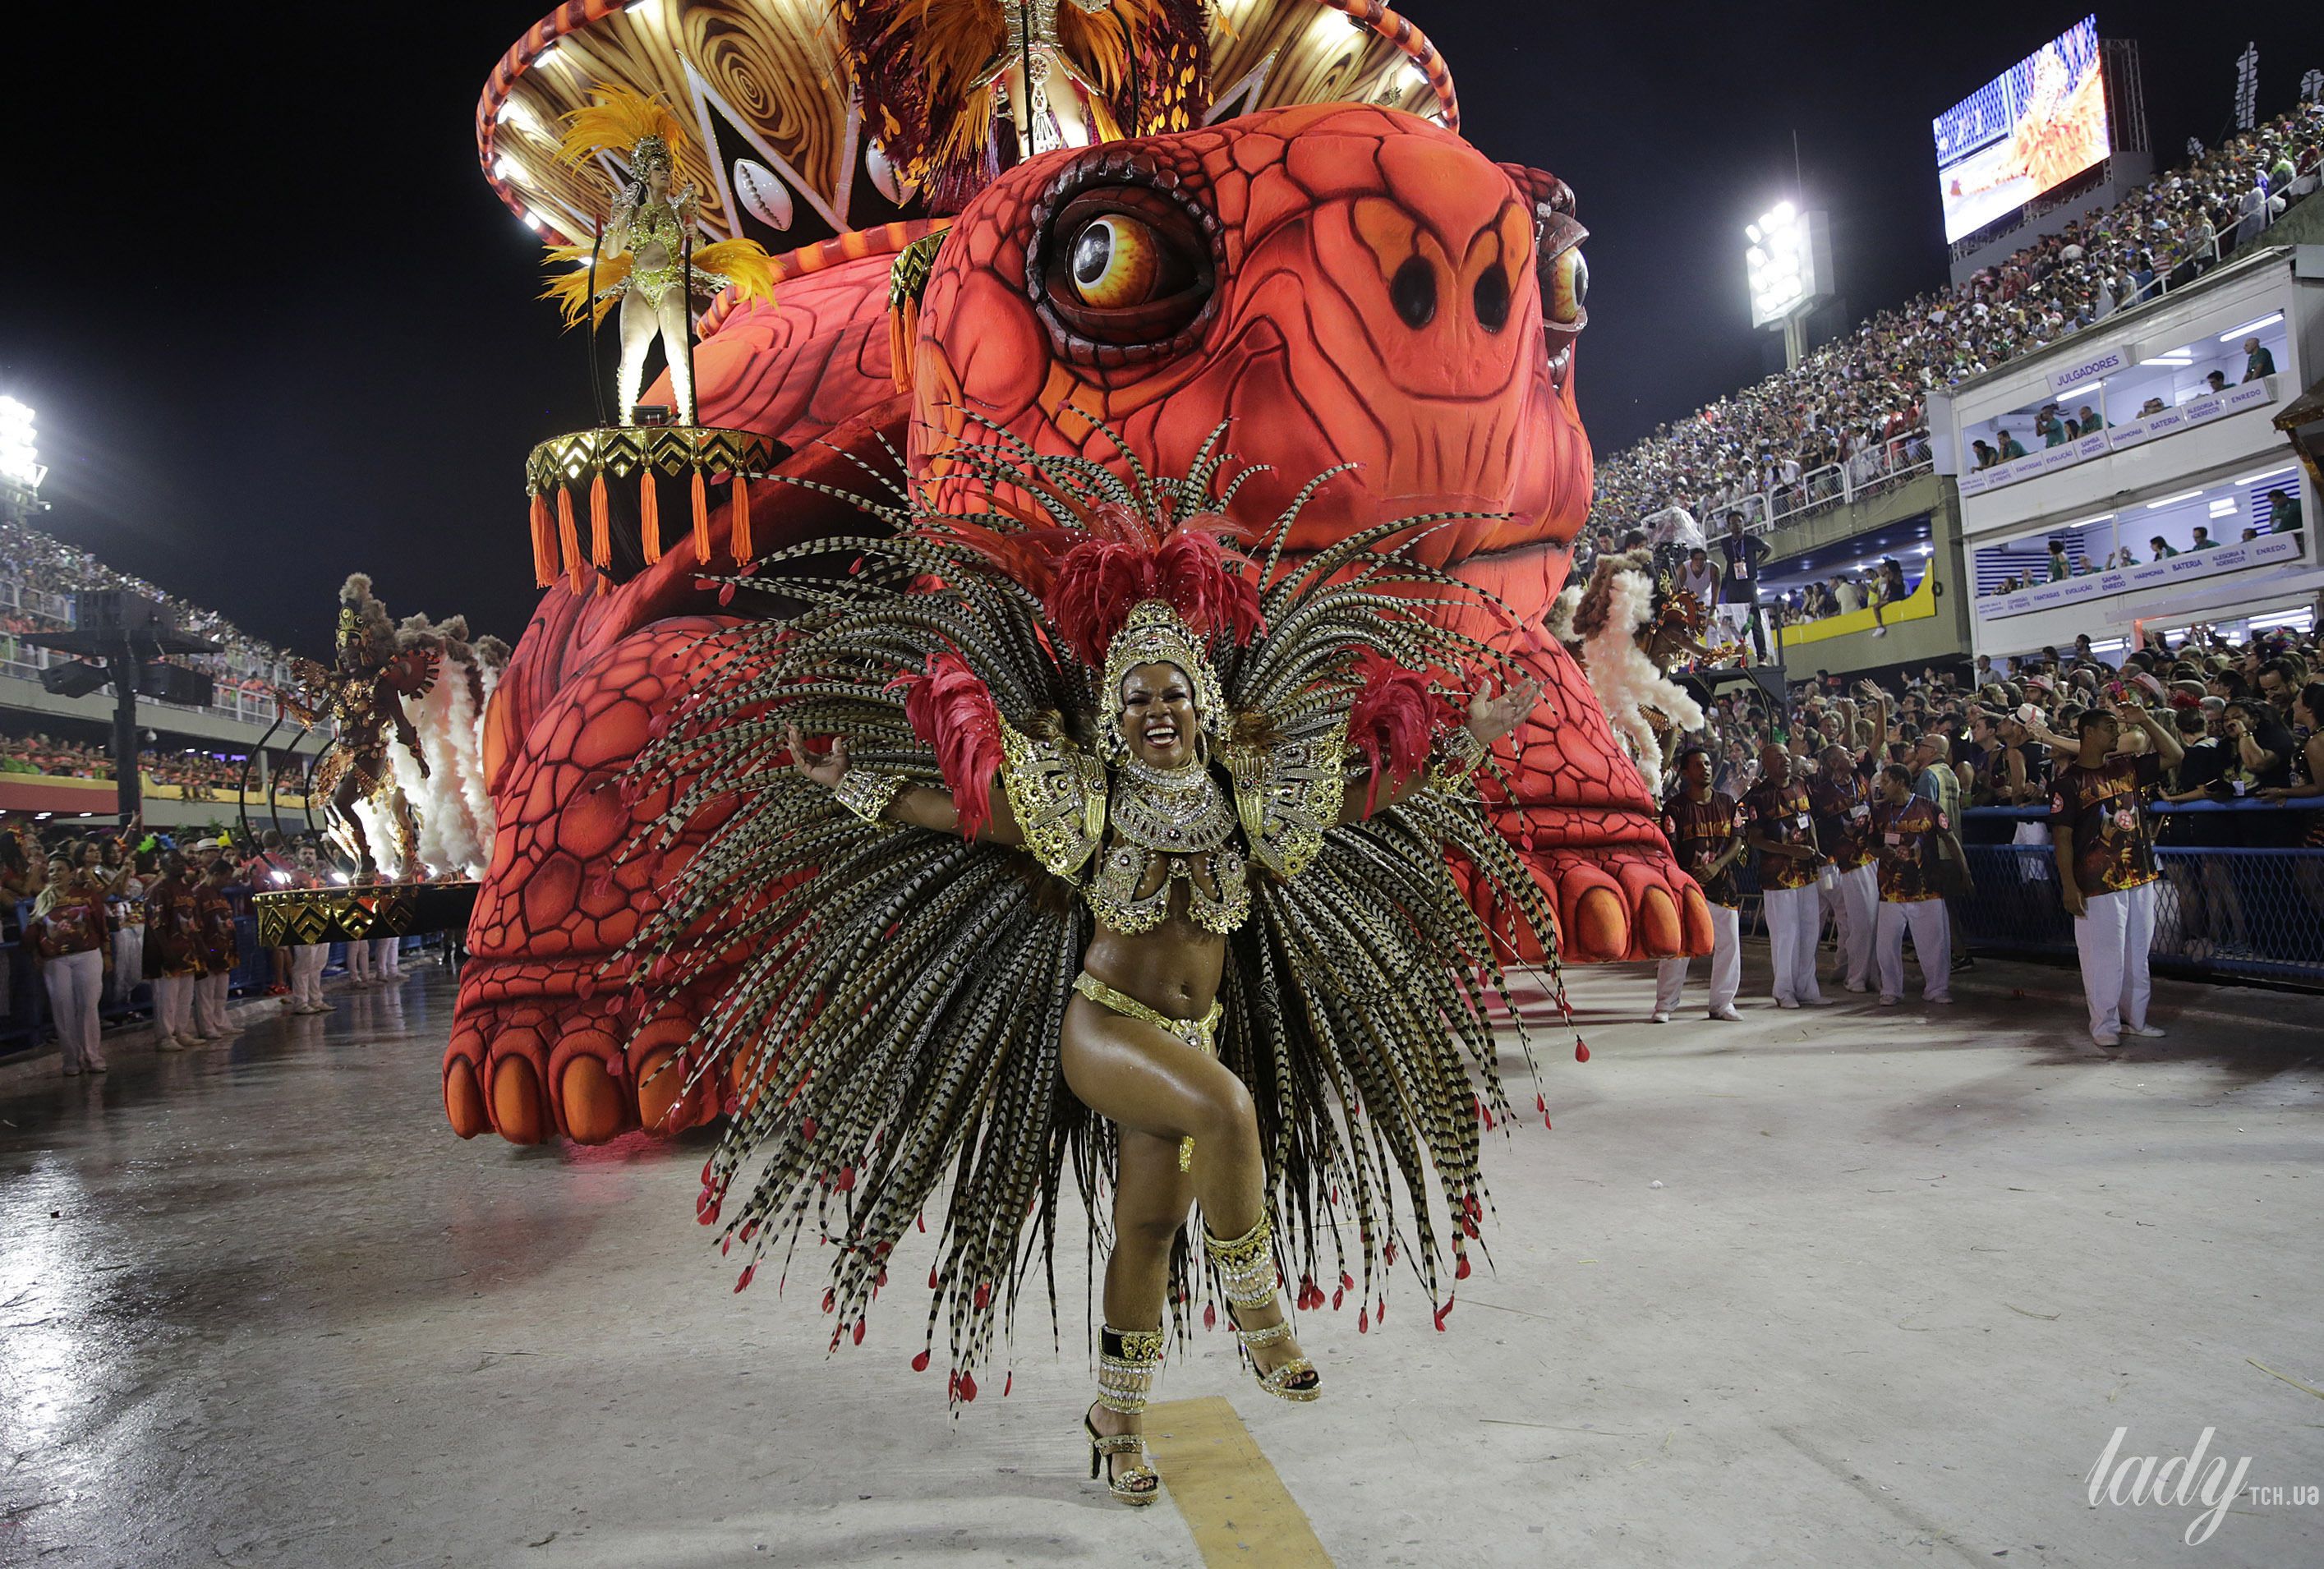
[832, 767, 907, 824]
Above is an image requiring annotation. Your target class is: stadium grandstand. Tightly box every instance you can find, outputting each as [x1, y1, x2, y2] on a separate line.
[0, 519, 312, 829]
[1585, 94, 2324, 545]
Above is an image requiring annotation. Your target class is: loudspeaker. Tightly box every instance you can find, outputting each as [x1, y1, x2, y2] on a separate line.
[134, 662, 214, 707]
[39, 660, 112, 699]
[73, 590, 171, 635]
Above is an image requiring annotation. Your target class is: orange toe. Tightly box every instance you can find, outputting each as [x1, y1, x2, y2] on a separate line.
[634, 1047, 688, 1132]
[1572, 885, 1631, 961]
[444, 1056, 488, 1139]
[559, 1054, 627, 1144]
[1680, 884, 1714, 954]
[1636, 885, 1684, 957]
[490, 1055, 550, 1145]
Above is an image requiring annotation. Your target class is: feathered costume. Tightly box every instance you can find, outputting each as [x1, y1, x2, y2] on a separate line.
[279, 574, 441, 875]
[539, 85, 778, 329]
[838, 0, 1211, 211]
[616, 426, 1568, 1403]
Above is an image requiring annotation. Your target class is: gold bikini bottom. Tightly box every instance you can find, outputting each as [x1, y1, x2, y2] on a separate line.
[1073, 971, 1222, 1171]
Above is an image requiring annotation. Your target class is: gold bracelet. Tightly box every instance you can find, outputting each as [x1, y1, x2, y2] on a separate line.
[1428, 725, 1487, 789]
[831, 767, 906, 824]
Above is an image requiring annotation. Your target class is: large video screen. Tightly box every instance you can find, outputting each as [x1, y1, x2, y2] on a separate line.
[1932, 16, 2111, 244]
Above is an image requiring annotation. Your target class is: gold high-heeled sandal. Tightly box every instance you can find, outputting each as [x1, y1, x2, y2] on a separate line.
[1206, 1215, 1322, 1401]
[1086, 1326, 1164, 1505]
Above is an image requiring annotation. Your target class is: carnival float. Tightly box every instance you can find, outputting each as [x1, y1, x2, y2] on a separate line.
[436, 0, 1716, 1161]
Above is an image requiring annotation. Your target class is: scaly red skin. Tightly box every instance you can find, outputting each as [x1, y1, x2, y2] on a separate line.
[445, 104, 1705, 1146]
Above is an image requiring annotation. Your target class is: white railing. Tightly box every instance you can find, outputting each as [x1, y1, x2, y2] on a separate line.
[1706, 431, 1935, 536]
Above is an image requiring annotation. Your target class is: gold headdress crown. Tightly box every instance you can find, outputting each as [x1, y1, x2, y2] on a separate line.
[1099, 598, 1225, 759]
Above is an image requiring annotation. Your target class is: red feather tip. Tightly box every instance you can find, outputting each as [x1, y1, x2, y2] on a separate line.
[1346, 651, 1443, 815]
[887, 651, 1001, 840]
[1045, 523, 1263, 665]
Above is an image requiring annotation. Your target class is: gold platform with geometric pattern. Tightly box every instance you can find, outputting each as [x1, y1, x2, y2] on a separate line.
[251, 881, 481, 947]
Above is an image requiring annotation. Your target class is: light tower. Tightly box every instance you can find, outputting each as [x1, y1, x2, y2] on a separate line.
[0, 396, 46, 527]
[1745, 202, 1834, 370]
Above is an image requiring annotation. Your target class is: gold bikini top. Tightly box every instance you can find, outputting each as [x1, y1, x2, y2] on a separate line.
[996, 717, 1349, 935]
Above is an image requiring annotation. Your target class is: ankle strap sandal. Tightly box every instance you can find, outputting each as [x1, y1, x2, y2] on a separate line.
[1086, 1325, 1164, 1505]
[1204, 1216, 1322, 1402]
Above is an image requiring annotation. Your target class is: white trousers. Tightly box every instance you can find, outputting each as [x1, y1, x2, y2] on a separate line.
[194, 970, 232, 1036]
[2073, 880, 2156, 1040]
[291, 946, 329, 1007]
[1875, 899, 1952, 1001]
[347, 941, 374, 982]
[1822, 863, 1877, 988]
[153, 973, 196, 1042]
[372, 937, 402, 978]
[1763, 884, 1825, 1004]
[110, 927, 144, 1008]
[2013, 820, 2053, 882]
[1654, 904, 1741, 1014]
[44, 948, 104, 1070]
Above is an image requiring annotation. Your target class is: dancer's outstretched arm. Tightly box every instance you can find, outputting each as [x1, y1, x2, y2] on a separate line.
[784, 724, 1024, 845]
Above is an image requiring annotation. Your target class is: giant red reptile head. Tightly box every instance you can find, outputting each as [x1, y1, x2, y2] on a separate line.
[449, 103, 1708, 1151]
[910, 103, 1593, 617]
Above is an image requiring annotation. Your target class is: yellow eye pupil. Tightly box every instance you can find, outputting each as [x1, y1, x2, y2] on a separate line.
[1069, 214, 1160, 309]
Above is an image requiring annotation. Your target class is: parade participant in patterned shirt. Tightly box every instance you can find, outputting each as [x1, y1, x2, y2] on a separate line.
[33, 879, 112, 1075]
[1808, 743, 1878, 993]
[191, 860, 242, 1041]
[1869, 764, 1963, 1006]
[1744, 743, 1829, 1008]
[142, 850, 205, 1051]
[1654, 747, 1746, 1023]
[2052, 701, 2183, 1047]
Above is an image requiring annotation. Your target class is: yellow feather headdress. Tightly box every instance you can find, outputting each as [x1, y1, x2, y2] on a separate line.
[557, 84, 693, 168]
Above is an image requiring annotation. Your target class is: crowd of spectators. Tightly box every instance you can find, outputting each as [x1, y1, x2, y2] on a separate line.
[0, 522, 292, 701]
[1590, 96, 2324, 536]
[0, 733, 256, 798]
[1673, 613, 2324, 831]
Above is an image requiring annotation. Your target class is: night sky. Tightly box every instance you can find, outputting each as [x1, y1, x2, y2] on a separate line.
[2, 4, 2312, 659]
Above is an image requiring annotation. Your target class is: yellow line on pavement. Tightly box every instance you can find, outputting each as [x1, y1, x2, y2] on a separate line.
[1144, 1396, 1333, 1566]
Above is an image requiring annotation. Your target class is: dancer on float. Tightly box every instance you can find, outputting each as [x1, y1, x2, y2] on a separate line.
[539, 88, 774, 426]
[619, 438, 1564, 1507]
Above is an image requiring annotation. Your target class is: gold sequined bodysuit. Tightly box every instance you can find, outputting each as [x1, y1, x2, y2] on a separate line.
[624, 200, 688, 305]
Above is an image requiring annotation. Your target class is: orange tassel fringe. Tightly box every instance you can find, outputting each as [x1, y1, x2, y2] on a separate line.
[589, 472, 611, 566]
[640, 469, 660, 563]
[529, 493, 555, 587]
[557, 486, 585, 594]
[691, 468, 711, 562]
[729, 473, 752, 564]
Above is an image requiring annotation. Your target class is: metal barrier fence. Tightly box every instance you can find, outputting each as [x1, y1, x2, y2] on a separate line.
[1955, 844, 2324, 987]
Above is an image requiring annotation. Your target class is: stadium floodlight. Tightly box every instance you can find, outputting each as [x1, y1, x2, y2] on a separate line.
[1745, 204, 1832, 366]
[0, 397, 42, 494]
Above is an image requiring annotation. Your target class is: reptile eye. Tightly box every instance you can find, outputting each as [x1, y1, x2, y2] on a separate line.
[1536, 210, 1590, 335]
[1039, 184, 1216, 354]
[1069, 214, 1169, 309]
[1546, 247, 1588, 324]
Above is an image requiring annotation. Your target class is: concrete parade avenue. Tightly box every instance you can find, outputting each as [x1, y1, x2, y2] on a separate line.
[1, 955, 2317, 1568]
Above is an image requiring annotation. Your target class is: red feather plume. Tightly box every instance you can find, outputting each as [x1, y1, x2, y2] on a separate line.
[890, 651, 1001, 840]
[1046, 513, 1263, 665]
[1346, 651, 1442, 817]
